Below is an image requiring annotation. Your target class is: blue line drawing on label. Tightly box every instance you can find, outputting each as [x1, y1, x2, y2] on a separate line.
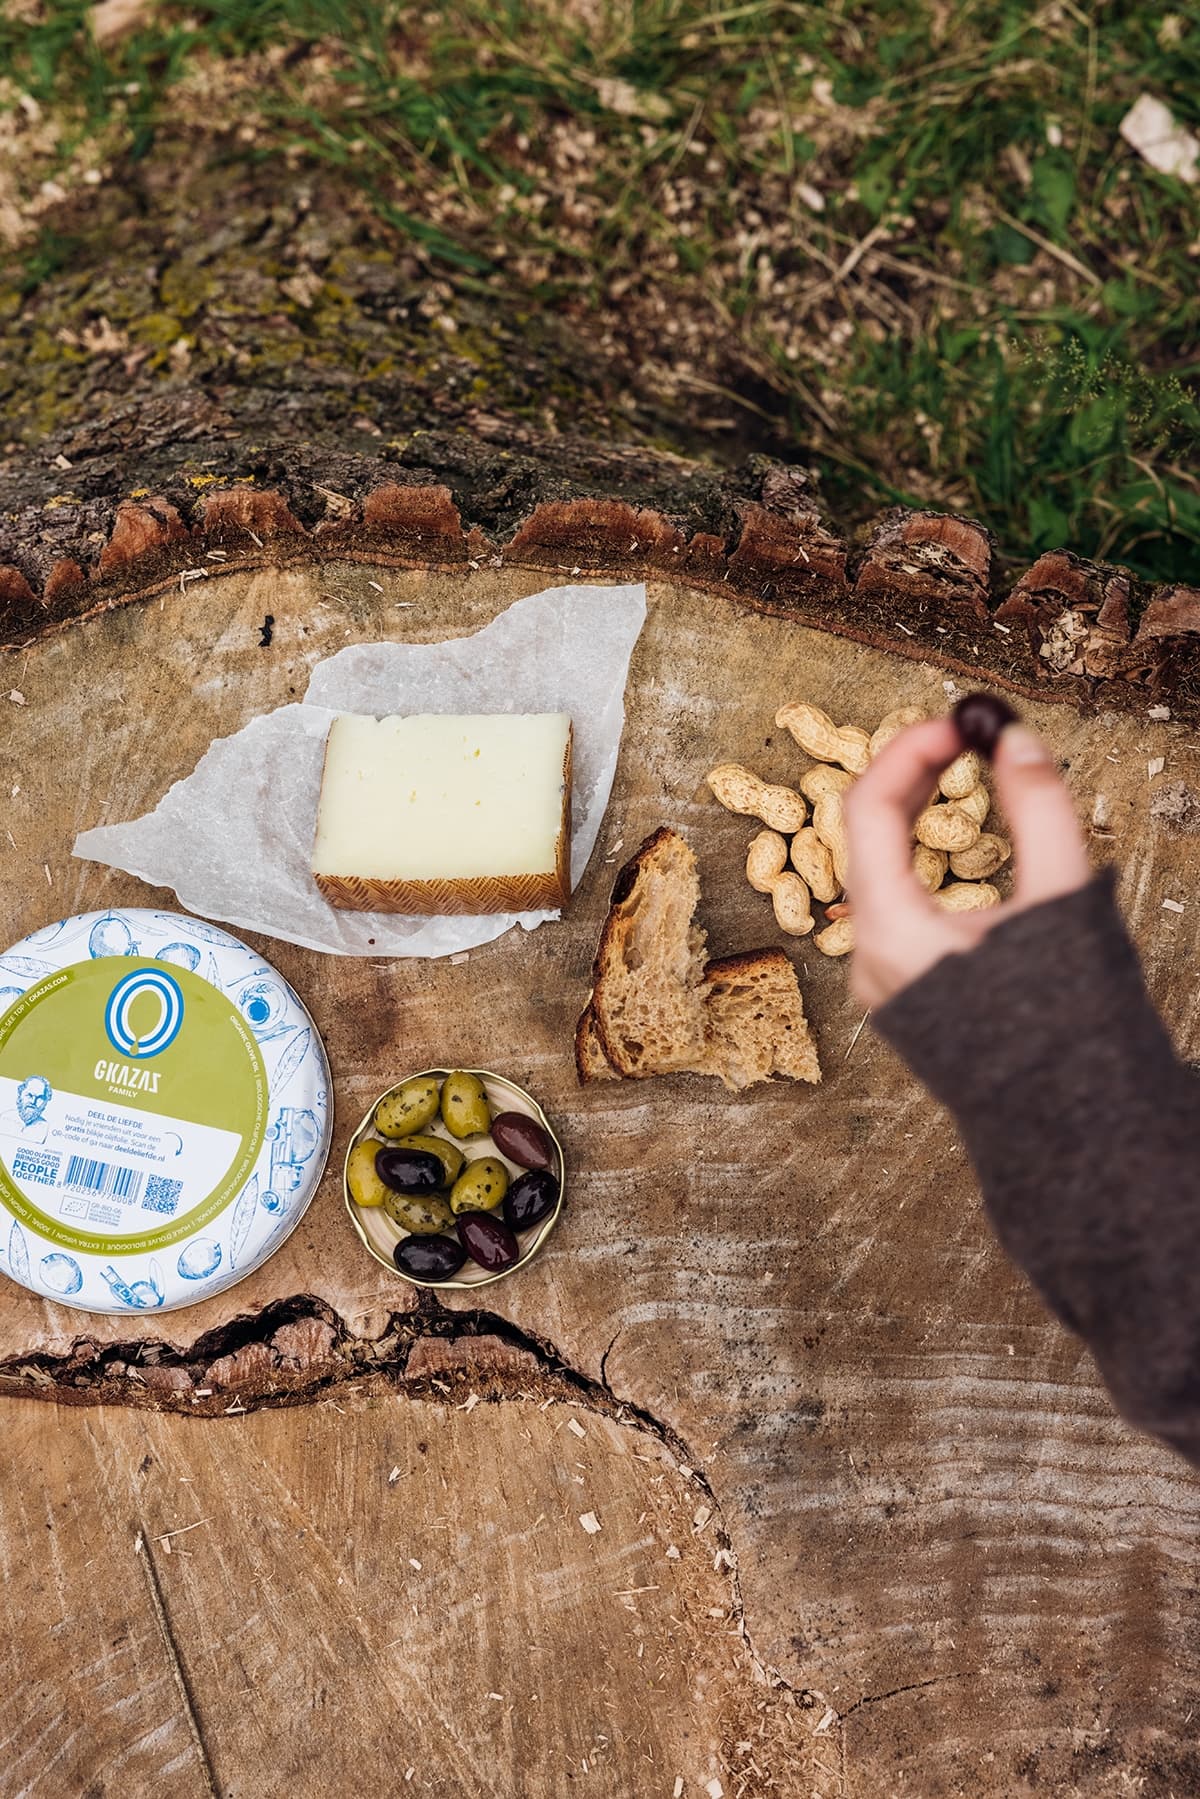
[229, 1173, 259, 1269]
[99, 1260, 165, 1308]
[88, 913, 140, 958]
[105, 968, 184, 1059]
[155, 942, 201, 971]
[262, 1107, 321, 1215]
[8, 1221, 30, 1285]
[25, 919, 67, 946]
[151, 914, 239, 948]
[0, 954, 56, 979]
[0, 986, 24, 1017]
[3, 1075, 53, 1145]
[271, 1026, 311, 1098]
[204, 951, 224, 992]
[40, 1252, 83, 1295]
[235, 977, 293, 1042]
[177, 1238, 222, 1281]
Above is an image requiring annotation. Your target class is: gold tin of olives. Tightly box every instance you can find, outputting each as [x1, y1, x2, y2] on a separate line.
[343, 1069, 565, 1290]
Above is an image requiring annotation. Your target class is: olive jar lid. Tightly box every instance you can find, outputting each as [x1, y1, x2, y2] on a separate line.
[0, 909, 332, 1314]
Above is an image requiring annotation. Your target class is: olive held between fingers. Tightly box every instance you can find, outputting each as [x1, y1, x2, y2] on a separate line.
[376, 1076, 441, 1139]
[347, 1139, 390, 1208]
[376, 1145, 444, 1195]
[457, 1210, 520, 1272]
[395, 1234, 466, 1280]
[953, 692, 1018, 760]
[450, 1156, 510, 1215]
[503, 1168, 560, 1232]
[396, 1133, 465, 1186]
[440, 1070, 491, 1139]
[382, 1188, 455, 1235]
[491, 1111, 556, 1171]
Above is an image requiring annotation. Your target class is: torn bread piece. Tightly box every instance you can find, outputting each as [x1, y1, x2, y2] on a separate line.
[589, 827, 709, 1077]
[702, 951, 821, 1089]
[579, 828, 820, 1090]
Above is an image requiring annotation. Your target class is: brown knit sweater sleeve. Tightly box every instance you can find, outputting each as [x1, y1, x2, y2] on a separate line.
[874, 868, 1200, 1467]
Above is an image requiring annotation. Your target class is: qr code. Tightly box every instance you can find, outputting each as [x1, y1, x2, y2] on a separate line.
[11, 1149, 60, 1186]
[142, 1175, 183, 1216]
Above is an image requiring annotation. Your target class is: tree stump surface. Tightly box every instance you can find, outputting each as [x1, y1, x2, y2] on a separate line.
[2, 553, 1200, 1797]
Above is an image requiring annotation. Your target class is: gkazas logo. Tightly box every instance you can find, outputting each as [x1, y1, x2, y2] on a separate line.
[104, 968, 184, 1060]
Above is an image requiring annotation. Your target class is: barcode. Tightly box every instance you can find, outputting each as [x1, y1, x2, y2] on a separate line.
[63, 1155, 143, 1206]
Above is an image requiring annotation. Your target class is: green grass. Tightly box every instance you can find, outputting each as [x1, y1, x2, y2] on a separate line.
[3, 0, 1200, 580]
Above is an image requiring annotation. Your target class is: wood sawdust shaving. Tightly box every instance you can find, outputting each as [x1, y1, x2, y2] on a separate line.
[1149, 704, 1172, 720]
[706, 1779, 725, 1798]
[154, 1518, 209, 1551]
[845, 1011, 870, 1060]
[693, 1505, 713, 1532]
[1162, 898, 1185, 913]
[674, 1780, 684, 1798]
[813, 1705, 838, 1734]
[579, 1511, 601, 1534]
[567, 1417, 587, 1438]
[1149, 757, 1166, 781]
[665, 1544, 681, 1560]
[388, 1465, 401, 1483]
[8, 690, 26, 705]
[458, 1392, 480, 1412]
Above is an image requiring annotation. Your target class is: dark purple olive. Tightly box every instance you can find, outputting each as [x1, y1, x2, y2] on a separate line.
[503, 1168, 560, 1233]
[394, 1233, 466, 1280]
[376, 1145, 443, 1195]
[490, 1110, 557, 1171]
[953, 692, 1017, 760]
[457, 1210, 520, 1272]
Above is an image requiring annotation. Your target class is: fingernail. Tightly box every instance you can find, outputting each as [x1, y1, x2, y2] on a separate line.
[1002, 725, 1050, 766]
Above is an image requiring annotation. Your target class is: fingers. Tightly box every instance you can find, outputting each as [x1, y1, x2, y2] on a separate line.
[990, 725, 1091, 907]
[844, 718, 962, 919]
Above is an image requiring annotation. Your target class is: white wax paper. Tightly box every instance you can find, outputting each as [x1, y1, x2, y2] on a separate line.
[74, 583, 647, 957]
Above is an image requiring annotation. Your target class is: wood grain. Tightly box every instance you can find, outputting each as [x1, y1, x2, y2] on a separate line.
[0, 1383, 816, 1799]
[3, 565, 1200, 1794]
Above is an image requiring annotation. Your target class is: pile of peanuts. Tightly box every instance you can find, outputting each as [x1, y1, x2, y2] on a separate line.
[705, 702, 1012, 956]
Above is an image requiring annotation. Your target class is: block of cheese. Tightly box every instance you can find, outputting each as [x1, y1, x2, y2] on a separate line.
[312, 712, 573, 914]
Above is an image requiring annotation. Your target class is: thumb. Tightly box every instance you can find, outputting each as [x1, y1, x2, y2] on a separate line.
[990, 724, 1090, 908]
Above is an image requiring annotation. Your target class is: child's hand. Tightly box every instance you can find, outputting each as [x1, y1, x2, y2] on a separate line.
[843, 711, 1091, 1010]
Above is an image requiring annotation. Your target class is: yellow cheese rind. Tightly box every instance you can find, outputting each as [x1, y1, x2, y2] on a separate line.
[313, 716, 572, 915]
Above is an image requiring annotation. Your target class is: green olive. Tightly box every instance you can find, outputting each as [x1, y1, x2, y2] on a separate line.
[376, 1077, 441, 1140]
[347, 1138, 390, 1208]
[396, 1133, 465, 1187]
[440, 1070, 491, 1140]
[382, 1188, 455, 1235]
[449, 1156, 510, 1216]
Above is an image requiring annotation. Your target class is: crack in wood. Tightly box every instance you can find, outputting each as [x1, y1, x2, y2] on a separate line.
[135, 1518, 220, 1797]
[3, 1295, 820, 1723]
[842, 1669, 977, 1720]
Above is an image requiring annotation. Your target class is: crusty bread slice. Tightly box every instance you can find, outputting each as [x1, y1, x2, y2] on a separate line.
[578, 828, 821, 1090]
[702, 951, 821, 1090]
[589, 828, 709, 1077]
